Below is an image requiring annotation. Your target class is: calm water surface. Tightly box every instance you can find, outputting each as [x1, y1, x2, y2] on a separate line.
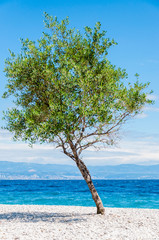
[0, 180, 159, 208]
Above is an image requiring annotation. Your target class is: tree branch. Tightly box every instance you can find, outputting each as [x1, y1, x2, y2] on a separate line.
[57, 135, 75, 160]
[80, 112, 130, 141]
[75, 116, 86, 148]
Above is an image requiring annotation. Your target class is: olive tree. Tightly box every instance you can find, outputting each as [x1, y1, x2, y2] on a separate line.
[2, 13, 152, 214]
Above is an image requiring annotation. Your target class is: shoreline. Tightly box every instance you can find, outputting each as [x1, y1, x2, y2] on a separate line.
[0, 203, 159, 210]
[0, 204, 159, 239]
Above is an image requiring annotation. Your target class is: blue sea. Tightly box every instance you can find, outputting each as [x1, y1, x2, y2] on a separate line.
[0, 180, 159, 209]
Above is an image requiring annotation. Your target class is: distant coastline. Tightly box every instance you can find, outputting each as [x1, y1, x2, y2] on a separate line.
[0, 161, 159, 180]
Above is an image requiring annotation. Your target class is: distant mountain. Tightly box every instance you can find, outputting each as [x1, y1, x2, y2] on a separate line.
[0, 161, 159, 179]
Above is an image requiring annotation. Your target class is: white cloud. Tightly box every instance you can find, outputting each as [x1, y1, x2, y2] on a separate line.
[0, 130, 72, 165]
[0, 142, 55, 151]
[135, 113, 148, 119]
[0, 129, 159, 166]
[0, 129, 13, 141]
[144, 106, 159, 112]
[82, 132, 159, 165]
[147, 94, 159, 101]
[147, 59, 159, 64]
[0, 129, 56, 151]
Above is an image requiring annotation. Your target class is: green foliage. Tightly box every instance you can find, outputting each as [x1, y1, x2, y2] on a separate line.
[2, 13, 153, 147]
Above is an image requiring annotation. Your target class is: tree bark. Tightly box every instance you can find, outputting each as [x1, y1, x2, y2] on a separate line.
[75, 157, 105, 215]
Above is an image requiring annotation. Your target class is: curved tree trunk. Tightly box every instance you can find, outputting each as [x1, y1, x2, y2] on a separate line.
[75, 157, 105, 215]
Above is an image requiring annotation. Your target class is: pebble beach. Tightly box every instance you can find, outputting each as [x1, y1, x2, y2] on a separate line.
[0, 204, 159, 240]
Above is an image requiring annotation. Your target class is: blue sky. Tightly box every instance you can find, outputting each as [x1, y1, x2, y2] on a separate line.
[0, 0, 159, 166]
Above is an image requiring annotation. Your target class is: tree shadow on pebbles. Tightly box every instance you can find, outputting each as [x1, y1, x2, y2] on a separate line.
[0, 211, 93, 223]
